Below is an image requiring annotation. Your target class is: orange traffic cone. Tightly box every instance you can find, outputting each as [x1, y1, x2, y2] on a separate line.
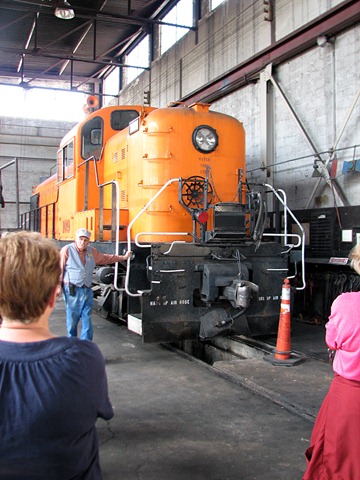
[264, 278, 303, 366]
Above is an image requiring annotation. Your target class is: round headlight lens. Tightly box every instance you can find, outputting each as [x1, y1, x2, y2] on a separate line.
[192, 125, 218, 153]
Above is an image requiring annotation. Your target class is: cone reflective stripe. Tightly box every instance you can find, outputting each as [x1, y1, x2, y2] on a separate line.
[274, 278, 291, 361]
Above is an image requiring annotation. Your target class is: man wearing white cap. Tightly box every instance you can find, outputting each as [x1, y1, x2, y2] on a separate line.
[60, 228, 132, 340]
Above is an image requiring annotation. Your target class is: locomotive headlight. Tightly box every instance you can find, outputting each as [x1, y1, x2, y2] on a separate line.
[192, 125, 218, 153]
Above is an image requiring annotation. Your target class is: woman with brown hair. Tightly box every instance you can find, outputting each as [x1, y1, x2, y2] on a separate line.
[0, 231, 113, 480]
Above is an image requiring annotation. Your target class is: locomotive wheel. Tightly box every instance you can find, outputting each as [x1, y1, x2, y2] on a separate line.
[181, 176, 213, 208]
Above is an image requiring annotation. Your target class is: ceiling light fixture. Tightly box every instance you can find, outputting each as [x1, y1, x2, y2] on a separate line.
[55, 0, 75, 20]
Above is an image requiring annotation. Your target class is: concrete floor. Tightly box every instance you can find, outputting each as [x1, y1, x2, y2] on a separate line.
[50, 298, 330, 480]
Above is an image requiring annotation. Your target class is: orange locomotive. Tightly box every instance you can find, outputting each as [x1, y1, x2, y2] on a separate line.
[23, 102, 303, 342]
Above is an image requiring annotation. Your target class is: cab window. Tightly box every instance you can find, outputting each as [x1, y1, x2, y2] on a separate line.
[81, 116, 103, 160]
[111, 110, 139, 130]
[57, 140, 74, 182]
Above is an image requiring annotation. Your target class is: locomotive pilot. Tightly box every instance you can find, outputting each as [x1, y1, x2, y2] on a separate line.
[60, 228, 132, 340]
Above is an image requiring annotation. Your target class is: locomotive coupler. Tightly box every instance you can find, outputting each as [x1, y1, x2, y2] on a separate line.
[223, 279, 259, 309]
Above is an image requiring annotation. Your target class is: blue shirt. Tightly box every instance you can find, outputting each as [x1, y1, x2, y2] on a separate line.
[0, 336, 114, 479]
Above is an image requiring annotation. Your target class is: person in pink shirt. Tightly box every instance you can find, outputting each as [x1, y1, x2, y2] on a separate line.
[303, 243, 360, 480]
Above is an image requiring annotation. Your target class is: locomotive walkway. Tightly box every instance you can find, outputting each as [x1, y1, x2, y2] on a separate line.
[50, 298, 331, 480]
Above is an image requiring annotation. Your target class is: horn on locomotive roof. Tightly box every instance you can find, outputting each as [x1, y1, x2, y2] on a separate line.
[83, 95, 99, 115]
[87, 95, 99, 109]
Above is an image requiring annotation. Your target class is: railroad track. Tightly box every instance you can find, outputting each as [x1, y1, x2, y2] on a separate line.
[165, 333, 332, 424]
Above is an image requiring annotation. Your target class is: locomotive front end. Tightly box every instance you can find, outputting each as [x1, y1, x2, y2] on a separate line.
[22, 101, 304, 344]
[117, 103, 297, 343]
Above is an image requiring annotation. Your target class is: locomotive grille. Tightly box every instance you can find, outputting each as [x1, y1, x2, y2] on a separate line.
[309, 210, 339, 257]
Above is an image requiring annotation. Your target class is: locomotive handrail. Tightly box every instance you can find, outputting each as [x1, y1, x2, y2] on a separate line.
[275, 189, 290, 246]
[151, 268, 185, 274]
[134, 232, 190, 249]
[143, 128, 173, 134]
[91, 156, 124, 293]
[263, 183, 306, 290]
[262, 232, 302, 249]
[125, 177, 180, 297]
[136, 235, 193, 255]
[2, 158, 19, 227]
[162, 241, 188, 255]
[20, 201, 57, 238]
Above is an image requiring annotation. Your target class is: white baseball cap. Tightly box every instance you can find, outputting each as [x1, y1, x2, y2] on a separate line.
[76, 228, 91, 239]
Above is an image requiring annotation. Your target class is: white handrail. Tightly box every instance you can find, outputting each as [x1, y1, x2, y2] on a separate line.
[125, 177, 180, 297]
[135, 232, 189, 249]
[264, 183, 306, 290]
[91, 157, 122, 292]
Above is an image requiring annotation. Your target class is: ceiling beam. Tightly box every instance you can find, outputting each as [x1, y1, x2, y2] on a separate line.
[0, 47, 150, 70]
[0, 1, 196, 30]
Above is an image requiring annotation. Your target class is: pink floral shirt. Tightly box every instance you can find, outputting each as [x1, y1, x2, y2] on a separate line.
[326, 291, 360, 381]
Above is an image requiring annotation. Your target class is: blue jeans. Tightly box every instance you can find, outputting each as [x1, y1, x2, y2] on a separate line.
[62, 285, 94, 340]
